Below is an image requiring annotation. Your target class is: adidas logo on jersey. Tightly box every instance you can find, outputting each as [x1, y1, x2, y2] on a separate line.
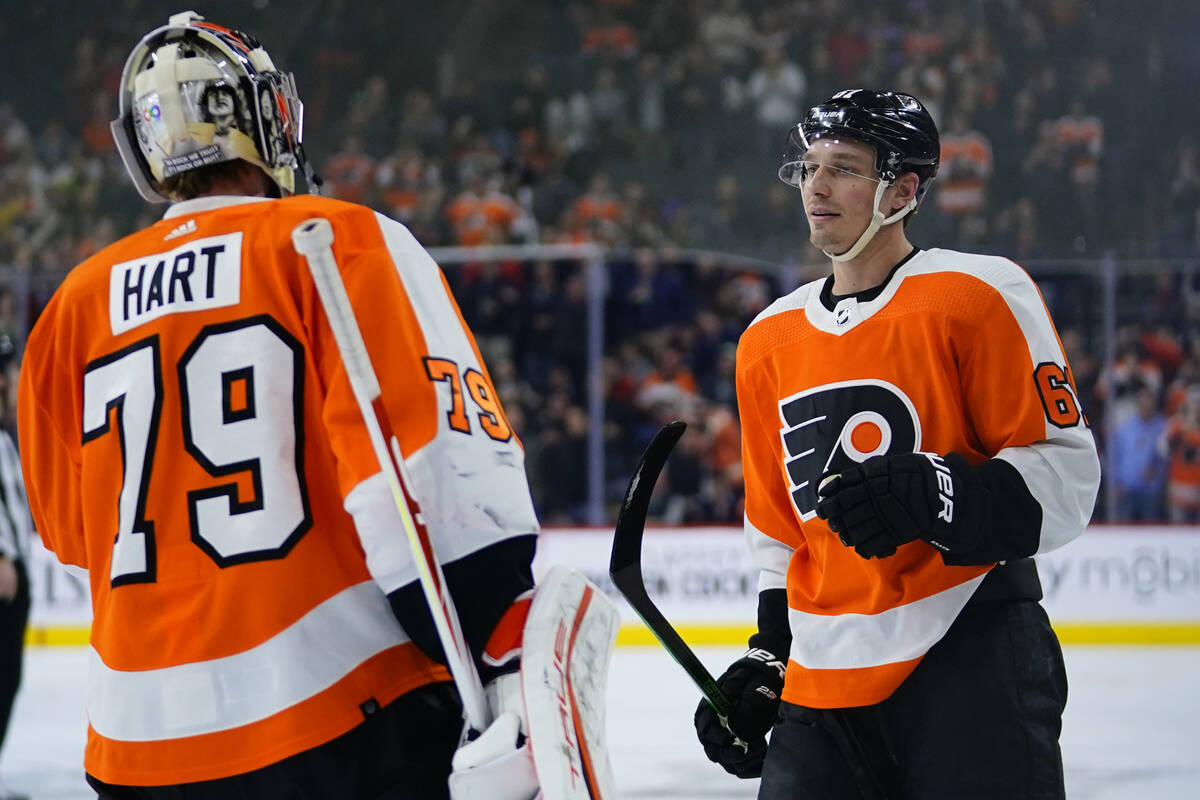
[164, 219, 197, 241]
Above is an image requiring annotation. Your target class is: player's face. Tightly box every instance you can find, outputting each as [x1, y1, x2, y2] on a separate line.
[799, 138, 882, 253]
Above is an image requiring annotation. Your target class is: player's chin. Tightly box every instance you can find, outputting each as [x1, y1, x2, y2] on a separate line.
[807, 230, 842, 252]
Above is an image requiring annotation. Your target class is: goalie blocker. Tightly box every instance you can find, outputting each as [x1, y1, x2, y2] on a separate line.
[450, 566, 620, 800]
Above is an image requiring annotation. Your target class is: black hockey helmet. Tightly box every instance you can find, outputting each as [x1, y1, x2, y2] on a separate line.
[779, 89, 940, 204]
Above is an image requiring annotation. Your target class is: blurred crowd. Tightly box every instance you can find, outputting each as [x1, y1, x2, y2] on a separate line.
[2, 0, 1200, 524]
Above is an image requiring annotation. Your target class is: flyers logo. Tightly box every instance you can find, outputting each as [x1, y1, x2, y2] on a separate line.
[778, 379, 921, 519]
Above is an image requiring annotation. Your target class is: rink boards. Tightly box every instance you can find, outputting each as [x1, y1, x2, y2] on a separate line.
[23, 525, 1200, 645]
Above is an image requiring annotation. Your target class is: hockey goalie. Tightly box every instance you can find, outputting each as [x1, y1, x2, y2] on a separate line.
[18, 10, 619, 800]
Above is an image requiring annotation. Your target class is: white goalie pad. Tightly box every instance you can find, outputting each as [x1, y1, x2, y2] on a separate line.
[523, 565, 620, 800]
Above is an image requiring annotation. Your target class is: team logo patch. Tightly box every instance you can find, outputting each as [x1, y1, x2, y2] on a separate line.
[778, 379, 921, 519]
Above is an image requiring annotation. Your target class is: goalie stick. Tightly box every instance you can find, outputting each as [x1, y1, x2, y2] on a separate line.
[291, 218, 490, 734]
[608, 420, 748, 753]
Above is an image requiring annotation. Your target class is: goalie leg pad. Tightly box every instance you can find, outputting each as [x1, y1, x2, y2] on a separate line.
[521, 565, 620, 800]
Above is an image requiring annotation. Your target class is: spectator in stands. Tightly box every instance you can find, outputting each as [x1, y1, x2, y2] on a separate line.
[1164, 385, 1200, 522]
[826, 14, 870, 83]
[1110, 385, 1169, 521]
[637, 345, 699, 415]
[372, 146, 418, 219]
[1055, 98, 1104, 247]
[990, 89, 1039, 210]
[395, 88, 447, 155]
[612, 248, 691, 332]
[633, 52, 668, 159]
[544, 90, 593, 163]
[699, 0, 758, 73]
[535, 404, 591, 524]
[323, 134, 376, 204]
[936, 109, 993, 243]
[343, 74, 392, 153]
[746, 44, 807, 157]
[579, 4, 638, 60]
[685, 173, 747, 250]
[445, 169, 526, 246]
[1165, 139, 1200, 252]
[549, 271, 590, 385]
[571, 172, 624, 231]
[1102, 335, 1165, 426]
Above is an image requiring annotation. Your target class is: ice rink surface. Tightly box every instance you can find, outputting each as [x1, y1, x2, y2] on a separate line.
[2, 644, 1198, 799]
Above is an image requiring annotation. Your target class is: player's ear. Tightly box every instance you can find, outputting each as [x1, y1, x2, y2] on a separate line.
[889, 172, 920, 213]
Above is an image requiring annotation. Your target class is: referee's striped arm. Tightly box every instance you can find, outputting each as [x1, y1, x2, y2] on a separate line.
[0, 430, 31, 562]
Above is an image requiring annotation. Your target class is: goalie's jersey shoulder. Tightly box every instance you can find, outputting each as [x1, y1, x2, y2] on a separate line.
[67, 193, 375, 277]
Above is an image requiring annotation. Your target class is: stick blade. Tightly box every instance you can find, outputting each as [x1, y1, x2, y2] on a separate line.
[609, 420, 686, 580]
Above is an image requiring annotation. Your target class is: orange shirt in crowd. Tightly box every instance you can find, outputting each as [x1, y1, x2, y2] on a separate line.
[446, 190, 520, 246]
[937, 130, 992, 216]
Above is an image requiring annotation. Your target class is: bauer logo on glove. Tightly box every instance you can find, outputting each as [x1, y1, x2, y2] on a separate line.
[815, 451, 985, 560]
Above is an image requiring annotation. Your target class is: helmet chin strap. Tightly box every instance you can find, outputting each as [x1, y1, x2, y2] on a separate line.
[824, 179, 917, 262]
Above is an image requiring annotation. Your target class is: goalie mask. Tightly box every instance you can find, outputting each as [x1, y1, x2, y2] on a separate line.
[111, 11, 316, 202]
[779, 89, 940, 261]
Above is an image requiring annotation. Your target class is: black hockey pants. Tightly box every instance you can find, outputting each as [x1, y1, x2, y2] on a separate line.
[87, 681, 464, 800]
[0, 559, 28, 754]
[758, 599, 1068, 800]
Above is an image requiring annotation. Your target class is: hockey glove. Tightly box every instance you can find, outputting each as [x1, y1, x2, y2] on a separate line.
[816, 452, 987, 560]
[694, 637, 787, 779]
[449, 672, 538, 800]
[450, 594, 538, 800]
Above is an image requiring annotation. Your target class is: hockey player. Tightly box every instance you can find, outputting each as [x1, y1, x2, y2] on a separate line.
[17, 13, 570, 800]
[693, 89, 1099, 798]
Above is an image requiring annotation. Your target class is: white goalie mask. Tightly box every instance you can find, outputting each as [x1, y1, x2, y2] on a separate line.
[110, 11, 315, 202]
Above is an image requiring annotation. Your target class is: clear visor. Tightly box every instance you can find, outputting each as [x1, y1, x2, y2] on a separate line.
[778, 127, 880, 188]
[779, 160, 882, 187]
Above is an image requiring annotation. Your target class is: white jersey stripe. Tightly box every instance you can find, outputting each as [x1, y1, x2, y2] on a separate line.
[788, 573, 986, 670]
[87, 581, 408, 742]
[745, 514, 790, 592]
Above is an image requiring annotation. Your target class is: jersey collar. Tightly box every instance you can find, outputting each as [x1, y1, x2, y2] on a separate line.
[819, 247, 920, 311]
[805, 248, 923, 335]
[163, 195, 273, 219]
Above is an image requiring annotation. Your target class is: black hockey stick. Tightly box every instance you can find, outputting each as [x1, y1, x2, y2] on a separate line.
[609, 420, 748, 752]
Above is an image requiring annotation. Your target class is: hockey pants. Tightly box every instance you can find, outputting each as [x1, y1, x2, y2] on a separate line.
[87, 681, 464, 800]
[758, 599, 1068, 800]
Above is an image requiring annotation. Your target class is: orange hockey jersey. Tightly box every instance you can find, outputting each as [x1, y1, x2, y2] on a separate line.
[18, 194, 539, 785]
[737, 248, 1099, 709]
